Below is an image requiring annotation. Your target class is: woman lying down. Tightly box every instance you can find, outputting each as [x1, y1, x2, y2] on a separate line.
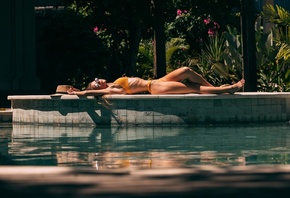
[67, 67, 245, 96]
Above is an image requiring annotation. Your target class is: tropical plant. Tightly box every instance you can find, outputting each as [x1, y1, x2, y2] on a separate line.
[258, 4, 290, 91]
[165, 38, 190, 72]
[221, 26, 243, 82]
[136, 38, 190, 78]
[136, 40, 154, 79]
[165, 9, 220, 53]
[187, 26, 243, 86]
[35, 9, 109, 93]
[193, 34, 227, 85]
[261, 4, 290, 43]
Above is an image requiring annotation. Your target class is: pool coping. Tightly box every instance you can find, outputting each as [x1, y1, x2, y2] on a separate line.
[7, 92, 290, 100]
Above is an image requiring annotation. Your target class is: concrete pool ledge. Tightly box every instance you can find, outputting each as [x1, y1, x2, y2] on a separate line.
[7, 92, 290, 126]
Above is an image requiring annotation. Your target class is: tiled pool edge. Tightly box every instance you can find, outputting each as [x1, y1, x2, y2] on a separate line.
[7, 92, 290, 126]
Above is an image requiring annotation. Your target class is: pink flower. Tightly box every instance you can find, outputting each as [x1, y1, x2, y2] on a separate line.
[203, 18, 211, 25]
[177, 9, 182, 16]
[93, 26, 99, 33]
[208, 28, 215, 36]
[214, 22, 220, 29]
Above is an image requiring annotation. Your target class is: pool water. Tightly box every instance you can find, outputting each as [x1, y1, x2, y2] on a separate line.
[1, 122, 290, 169]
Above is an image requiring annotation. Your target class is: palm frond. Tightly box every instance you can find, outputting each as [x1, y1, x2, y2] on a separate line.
[165, 38, 189, 64]
[276, 43, 290, 62]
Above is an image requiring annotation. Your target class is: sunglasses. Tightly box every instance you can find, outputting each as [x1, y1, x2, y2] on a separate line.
[94, 78, 100, 88]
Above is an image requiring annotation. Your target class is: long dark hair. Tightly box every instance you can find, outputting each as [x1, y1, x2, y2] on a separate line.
[86, 82, 94, 90]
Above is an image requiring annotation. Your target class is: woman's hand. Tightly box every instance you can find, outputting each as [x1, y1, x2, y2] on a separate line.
[67, 87, 82, 95]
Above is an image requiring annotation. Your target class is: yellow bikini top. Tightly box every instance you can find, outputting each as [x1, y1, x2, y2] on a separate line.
[113, 77, 132, 94]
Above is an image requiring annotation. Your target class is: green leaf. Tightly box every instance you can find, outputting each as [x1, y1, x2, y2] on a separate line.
[211, 62, 229, 79]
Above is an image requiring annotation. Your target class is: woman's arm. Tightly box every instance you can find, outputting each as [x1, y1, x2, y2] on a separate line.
[68, 87, 125, 96]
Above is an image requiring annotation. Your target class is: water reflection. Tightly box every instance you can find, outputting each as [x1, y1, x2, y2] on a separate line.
[1, 123, 290, 169]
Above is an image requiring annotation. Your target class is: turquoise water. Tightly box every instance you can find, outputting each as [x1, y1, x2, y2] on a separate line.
[1, 122, 290, 169]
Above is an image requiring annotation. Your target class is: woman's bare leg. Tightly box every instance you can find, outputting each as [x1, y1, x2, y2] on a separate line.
[198, 79, 245, 94]
[150, 79, 245, 94]
[159, 66, 213, 87]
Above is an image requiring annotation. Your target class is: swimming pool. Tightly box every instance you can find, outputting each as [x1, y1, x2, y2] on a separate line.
[1, 122, 290, 169]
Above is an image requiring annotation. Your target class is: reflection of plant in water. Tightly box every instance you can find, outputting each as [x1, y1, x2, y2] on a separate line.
[94, 151, 246, 169]
[249, 153, 290, 165]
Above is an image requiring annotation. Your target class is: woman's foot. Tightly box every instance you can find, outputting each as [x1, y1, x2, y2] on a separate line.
[229, 79, 245, 94]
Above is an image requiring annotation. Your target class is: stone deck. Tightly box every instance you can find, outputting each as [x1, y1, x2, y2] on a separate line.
[1, 165, 290, 198]
[7, 92, 290, 126]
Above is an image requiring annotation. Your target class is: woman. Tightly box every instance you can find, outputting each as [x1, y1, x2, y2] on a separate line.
[68, 67, 245, 95]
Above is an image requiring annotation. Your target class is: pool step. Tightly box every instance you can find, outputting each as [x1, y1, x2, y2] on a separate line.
[0, 108, 12, 122]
